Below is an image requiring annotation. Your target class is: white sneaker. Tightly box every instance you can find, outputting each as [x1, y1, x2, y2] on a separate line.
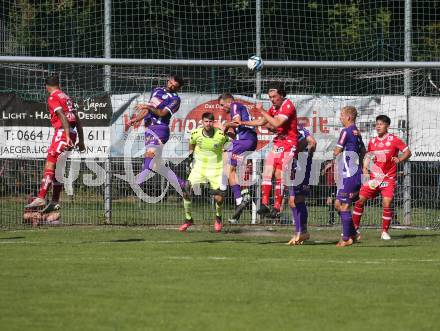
[25, 197, 46, 209]
[228, 219, 240, 225]
[381, 231, 391, 240]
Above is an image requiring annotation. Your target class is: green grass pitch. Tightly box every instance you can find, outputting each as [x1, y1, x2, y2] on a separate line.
[0, 227, 439, 331]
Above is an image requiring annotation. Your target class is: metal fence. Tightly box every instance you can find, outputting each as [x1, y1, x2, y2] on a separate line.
[1, 0, 439, 230]
[1, 158, 439, 229]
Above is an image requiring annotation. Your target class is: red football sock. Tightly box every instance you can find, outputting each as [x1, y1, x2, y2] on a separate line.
[382, 207, 393, 232]
[37, 168, 55, 199]
[352, 201, 364, 230]
[52, 180, 63, 203]
[261, 183, 272, 206]
[244, 160, 253, 182]
[274, 179, 283, 211]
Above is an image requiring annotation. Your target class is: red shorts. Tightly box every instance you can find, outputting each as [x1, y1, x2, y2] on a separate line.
[47, 129, 77, 163]
[359, 178, 396, 199]
[266, 141, 297, 172]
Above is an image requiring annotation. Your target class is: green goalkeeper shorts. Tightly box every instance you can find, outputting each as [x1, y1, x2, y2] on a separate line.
[188, 164, 224, 191]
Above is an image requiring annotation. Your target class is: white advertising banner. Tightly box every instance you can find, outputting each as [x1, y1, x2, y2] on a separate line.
[1, 92, 437, 161]
[0, 126, 110, 158]
[110, 93, 408, 161]
[0, 93, 112, 159]
[409, 97, 440, 161]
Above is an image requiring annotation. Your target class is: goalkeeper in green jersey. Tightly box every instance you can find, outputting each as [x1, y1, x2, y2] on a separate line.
[179, 112, 230, 233]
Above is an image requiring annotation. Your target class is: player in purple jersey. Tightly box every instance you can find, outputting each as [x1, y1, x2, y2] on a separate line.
[333, 106, 366, 247]
[287, 126, 316, 245]
[128, 75, 187, 193]
[218, 93, 258, 223]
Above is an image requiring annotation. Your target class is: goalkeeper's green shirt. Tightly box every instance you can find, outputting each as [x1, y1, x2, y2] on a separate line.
[190, 127, 230, 170]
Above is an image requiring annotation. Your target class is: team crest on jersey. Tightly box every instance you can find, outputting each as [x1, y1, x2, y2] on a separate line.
[168, 100, 177, 108]
[162, 94, 169, 99]
[150, 97, 162, 107]
[379, 181, 389, 188]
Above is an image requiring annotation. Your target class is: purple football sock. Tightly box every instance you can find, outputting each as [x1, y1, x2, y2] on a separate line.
[231, 184, 242, 201]
[292, 207, 301, 233]
[340, 211, 353, 241]
[137, 157, 153, 184]
[296, 202, 308, 233]
[167, 169, 186, 188]
[159, 167, 186, 196]
[174, 173, 186, 188]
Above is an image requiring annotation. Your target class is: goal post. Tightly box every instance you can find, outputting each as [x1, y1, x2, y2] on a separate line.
[1, 0, 440, 228]
[0, 60, 439, 228]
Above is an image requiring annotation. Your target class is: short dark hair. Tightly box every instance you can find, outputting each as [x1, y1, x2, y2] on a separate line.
[170, 74, 184, 87]
[45, 75, 60, 87]
[267, 82, 286, 97]
[202, 112, 214, 121]
[218, 93, 234, 102]
[376, 115, 391, 125]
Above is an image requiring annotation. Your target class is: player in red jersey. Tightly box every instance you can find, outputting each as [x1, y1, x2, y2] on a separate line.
[236, 82, 298, 219]
[352, 115, 411, 240]
[25, 76, 85, 211]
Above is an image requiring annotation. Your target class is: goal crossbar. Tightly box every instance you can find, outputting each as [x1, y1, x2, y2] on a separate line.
[1, 56, 440, 69]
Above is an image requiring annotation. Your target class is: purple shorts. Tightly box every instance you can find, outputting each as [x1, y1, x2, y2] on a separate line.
[145, 126, 169, 147]
[228, 139, 257, 167]
[336, 171, 361, 204]
[288, 184, 310, 197]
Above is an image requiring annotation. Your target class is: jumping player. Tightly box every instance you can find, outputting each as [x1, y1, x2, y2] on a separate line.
[179, 112, 230, 233]
[128, 75, 186, 193]
[333, 106, 366, 247]
[218, 93, 257, 223]
[353, 115, 411, 240]
[236, 82, 298, 220]
[25, 76, 85, 211]
[287, 125, 316, 245]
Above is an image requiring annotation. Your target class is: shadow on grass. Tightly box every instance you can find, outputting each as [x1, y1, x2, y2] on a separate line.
[188, 238, 248, 244]
[257, 240, 338, 246]
[259, 240, 417, 247]
[108, 238, 145, 243]
[353, 244, 415, 248]
[0, 236, 25, 240]
[391, 233, 440, 239]
[78, 238, 146, 244]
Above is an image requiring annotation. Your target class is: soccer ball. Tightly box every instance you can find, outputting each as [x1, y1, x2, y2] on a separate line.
[247, 55, 263, 72]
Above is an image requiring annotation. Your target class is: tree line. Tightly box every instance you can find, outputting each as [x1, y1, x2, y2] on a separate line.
[3, 0, 439, 61]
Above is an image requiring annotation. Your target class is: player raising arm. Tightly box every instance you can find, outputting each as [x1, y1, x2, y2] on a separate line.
[352, 115, 411, 240]
[25, 76, 85, 212]
[235, 82, 298, 221]
[128, 75, 187, 194]
[218, 93, 258, 223]
[179, 112, 230, 233]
